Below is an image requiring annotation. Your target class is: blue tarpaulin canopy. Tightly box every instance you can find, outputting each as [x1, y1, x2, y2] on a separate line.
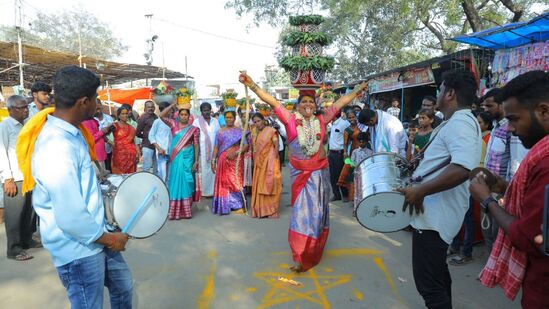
[450, 12, 549, 49]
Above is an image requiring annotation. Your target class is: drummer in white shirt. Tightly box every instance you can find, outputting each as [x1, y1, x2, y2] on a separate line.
[398, 70, 481, 308]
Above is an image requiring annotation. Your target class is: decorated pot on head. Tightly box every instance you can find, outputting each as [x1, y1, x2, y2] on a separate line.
[152, 80, 176, 104]
[222, 90, 238, 108]
[176, 87, 193, 109]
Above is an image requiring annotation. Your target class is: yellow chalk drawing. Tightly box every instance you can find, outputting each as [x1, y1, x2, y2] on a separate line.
[197, 250, 217, 309]
[352, 288, 364, 301]
[246, 287, 258, 293]
[373, 257, 403, 304]
[254, 270, 352, 308]
[256, 248, 404, 308]
[325, 248, 385, 257]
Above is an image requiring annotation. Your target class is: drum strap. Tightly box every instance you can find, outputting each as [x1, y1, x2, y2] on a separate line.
[410, 112, 480, 183]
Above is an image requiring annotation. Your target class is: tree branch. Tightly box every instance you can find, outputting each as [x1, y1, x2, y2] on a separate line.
[499, 0, 524, 22]
[461, 0, 483, 32]
[476, 0, 490, 10]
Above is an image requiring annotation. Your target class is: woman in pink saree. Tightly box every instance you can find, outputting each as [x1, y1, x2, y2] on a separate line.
[240, 72, 368, 272]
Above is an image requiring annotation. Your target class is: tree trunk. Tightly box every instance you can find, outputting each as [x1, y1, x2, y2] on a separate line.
[461, 0, 483, 32]
[499, 0, 524, 22]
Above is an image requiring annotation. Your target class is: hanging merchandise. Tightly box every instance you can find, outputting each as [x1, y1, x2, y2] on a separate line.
[491, 40, 549, 87]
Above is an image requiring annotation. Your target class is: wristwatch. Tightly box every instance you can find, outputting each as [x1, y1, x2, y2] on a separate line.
[480, 196, 498, 213]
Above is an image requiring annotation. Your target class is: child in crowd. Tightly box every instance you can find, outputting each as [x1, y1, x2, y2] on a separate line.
[351, 132, 374, 216]
[406, 109, 434, 161]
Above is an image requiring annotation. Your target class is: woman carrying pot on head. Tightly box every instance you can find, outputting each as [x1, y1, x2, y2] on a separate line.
[211, 110, 249, 215]
[239, 72, 368, 272]
[159, 102, 201, 220]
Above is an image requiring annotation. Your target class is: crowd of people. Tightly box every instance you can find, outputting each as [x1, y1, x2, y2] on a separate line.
[0, 65, 547, 308]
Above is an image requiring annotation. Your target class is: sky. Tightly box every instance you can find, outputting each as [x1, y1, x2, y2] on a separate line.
[0, 0, 283, 90]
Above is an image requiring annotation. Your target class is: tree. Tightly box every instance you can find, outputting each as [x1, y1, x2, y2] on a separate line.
[226, 0, 541, 82]
[0, 8, 127, 60]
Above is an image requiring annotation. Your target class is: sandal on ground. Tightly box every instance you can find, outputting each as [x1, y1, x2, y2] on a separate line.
[24, 240, 43, 249]
[448, 255, 473, 266]
[446, 248, 459, 257]
[8, 251, 34, 261]
[289, 264, 303, 273]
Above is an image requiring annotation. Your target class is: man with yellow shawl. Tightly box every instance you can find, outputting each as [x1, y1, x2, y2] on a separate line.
[16, 66, 133, 308]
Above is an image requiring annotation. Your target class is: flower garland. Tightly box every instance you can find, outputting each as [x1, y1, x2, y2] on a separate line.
[295, 112, 322, 157]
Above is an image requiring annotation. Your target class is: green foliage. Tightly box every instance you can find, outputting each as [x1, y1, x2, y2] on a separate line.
[279, 55, 335, 71]
[281, 31, 331, 46]
[221, 91, 238, 99]
[226, 0, 541, 82]
[0, 7, 126, 60]
[288, 15, 325, 26]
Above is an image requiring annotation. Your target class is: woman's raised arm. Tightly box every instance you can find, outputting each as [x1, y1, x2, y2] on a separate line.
[239, 72, 281, 109]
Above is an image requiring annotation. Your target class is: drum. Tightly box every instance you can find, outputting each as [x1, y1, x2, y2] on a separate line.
[100, 172, 170, 238]
[355, 152, 412, 233]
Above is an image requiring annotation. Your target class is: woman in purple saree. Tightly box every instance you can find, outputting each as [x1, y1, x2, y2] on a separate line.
[211, 111, 249, 215]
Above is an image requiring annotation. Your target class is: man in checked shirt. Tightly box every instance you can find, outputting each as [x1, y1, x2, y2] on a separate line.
[481, 88, 511, 252]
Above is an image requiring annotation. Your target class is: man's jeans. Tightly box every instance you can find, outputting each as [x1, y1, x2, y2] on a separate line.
[156, 154, 170, 182]
[450, 196, 474, 257]
[56, 249, 133, 309]
[142, 147, 157, 174]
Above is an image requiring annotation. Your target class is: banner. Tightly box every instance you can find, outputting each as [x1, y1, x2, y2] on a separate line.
[368, 67, 435, 94]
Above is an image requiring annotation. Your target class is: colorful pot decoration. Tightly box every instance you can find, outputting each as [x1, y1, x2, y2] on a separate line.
[285, 102, 295, 111]
[221, 90, 238, 108]
[152, 81, 176, 103]
[255, 103, 271, 116]
[176, 87, 194, 109]
[279, 14, 334, 90]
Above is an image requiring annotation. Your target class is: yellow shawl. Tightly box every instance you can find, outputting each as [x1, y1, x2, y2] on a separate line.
[16, 107, 97, 194]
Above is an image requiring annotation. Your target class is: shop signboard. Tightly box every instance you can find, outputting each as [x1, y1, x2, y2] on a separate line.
[369, 67, 435, 94]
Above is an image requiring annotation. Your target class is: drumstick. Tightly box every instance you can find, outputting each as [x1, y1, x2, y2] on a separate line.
[122, 186, 157, 234]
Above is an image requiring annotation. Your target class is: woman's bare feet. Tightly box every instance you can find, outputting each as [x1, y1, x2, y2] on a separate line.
[289, 263, 303, 273]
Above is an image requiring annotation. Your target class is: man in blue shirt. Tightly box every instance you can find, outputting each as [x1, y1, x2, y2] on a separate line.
[31, 66, 133, 308]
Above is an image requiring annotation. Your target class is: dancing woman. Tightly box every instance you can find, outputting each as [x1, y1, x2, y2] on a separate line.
[211, 111, 249, 215]
[239, 72, 368, 272]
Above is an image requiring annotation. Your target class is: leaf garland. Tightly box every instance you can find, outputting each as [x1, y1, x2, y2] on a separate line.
[281, 31, 331, 46]
[279, 55, 335, 71]
[288, 15, 324, 26]
[221, 91, 238, 99]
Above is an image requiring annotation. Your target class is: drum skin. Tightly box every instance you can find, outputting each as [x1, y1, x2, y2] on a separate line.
[103, 172, 170, 238]
[355, 152, 411, 233]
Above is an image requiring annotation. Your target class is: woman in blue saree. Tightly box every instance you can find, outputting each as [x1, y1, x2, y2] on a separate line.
[160, 103, 200, 219]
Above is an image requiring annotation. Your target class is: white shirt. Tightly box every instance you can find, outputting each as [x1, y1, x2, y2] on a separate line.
[192, 116, 220, 157]
[435, 111, 444, 119]
[96, 114, 114, 153]
[329, 117, 350, 150]
[0, 116, 25, 182]
[28, 102, 40, 118]
[410, 109, 481, 244]
[370, 110, 407, 157]
[268, 117, 286, 151]
[149, 118, 172, 153]
[507, 135, 529, 179]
